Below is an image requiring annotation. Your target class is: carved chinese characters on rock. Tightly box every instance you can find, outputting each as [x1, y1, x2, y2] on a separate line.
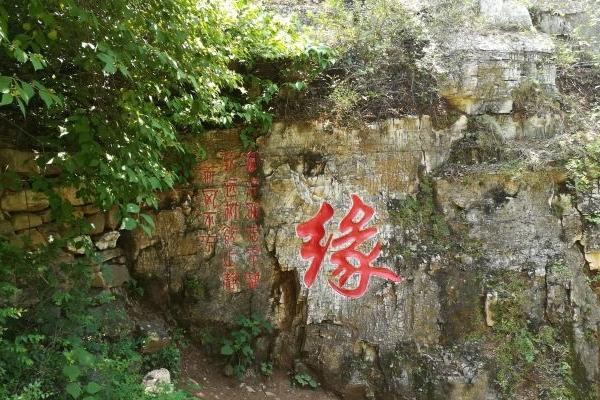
[296, 195, 403, 299]
[198, 147, 262, 293]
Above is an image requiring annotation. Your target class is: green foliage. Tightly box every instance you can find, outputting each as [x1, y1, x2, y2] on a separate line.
[302, 0, 446, 122]
[511, 79, 560, 116]
[485, 272, 579, 399]
[567, 139, 600, 194]
[0, 0, 324, 225]
[0, 238, 193, 399]
[219, 314, 273, 378]
[259, 361, 273, 377]
[142, 344, 183, 380]
[388, 175, 450, 253]
[291, 372, 318, 389]
[0, 2, 323, 398]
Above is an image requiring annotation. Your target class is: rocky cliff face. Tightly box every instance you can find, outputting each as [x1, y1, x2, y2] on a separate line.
[2, 0, 598, 398]
[124, 1, 600, 398]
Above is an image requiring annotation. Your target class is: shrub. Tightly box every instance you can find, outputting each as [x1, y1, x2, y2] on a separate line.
[220, 314, 273, 378]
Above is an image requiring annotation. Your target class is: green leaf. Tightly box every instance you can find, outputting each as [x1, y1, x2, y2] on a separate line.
[20, 82, 34, 103]
[0, 93, 12, 106]
[13, 47, 28, 63]
[30, 54, 45, 71]
[120, 217, 137, 230]
[140, 223, 152, 236]
[38, 90, 54, 107]
[140, 213, 155, 228]
[16, 97, 26, 116]
[126, 203, 140, 213]
[220, 343, 234, 356]
[84, 382, 102, 394]
[73, 347, 95, 367]
[62, 364, 81, 381]
[66, 382, 82, 398]
[97, 53, 116, 74]
[0, 76, 11, 93]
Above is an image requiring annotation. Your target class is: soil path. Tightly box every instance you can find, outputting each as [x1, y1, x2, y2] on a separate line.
[181, 345, 340, 400]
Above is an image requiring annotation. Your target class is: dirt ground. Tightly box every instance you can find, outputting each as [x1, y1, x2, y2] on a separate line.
[180, 345, 340, 400]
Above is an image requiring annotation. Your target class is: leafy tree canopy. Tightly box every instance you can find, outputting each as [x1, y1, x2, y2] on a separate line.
[0, 0, 327, 228]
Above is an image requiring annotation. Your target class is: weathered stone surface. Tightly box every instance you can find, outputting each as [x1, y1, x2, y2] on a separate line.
[11, 213, 43, 231]
[101, 264, 130, 288]
[81, 204, 100, 215]
[67, 235, 92, 254]
[11, 228, 47, 249]
[1, 190, 49, 212]
[479, 0, 533, 31]
[259, 120, 470, 396]
[485, 291, 498, 327]
[586, 251, 600, 271]
[142, 368, 171, 393]
[0, 219, 14, 235]
[105, 206, 121, 230]
[96, 248, 123, 263]
[95, 231, 120, 250]
[56, 186, 87, 206]
[0, 149, 40, 175]
[86, 213, 106, 235]
[439, 32, 555, 115]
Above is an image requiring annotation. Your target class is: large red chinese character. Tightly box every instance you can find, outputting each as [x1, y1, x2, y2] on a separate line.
[296, 202, 334, 287]
[246, 151, 259, 174]
[296, 195, 402, 298]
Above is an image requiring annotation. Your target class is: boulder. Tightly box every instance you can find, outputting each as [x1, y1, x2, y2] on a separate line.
[94, 231, 120, 250]
[105, 206, 121, 230]
[67, 235, 93, 254]
[142, 368, 171, 394]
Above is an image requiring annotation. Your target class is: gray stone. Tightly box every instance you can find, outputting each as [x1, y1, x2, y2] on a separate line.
[439, 32, 556, 115]
[142, 368, 171, 393]
[95, 231, 120, 250]
[479, 0, 533, 31]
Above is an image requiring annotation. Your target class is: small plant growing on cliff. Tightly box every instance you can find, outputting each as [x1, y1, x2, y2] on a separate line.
[220, 315, 273, 378]
[260, 361, 273, 377]
[292, 372, 319, 389]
